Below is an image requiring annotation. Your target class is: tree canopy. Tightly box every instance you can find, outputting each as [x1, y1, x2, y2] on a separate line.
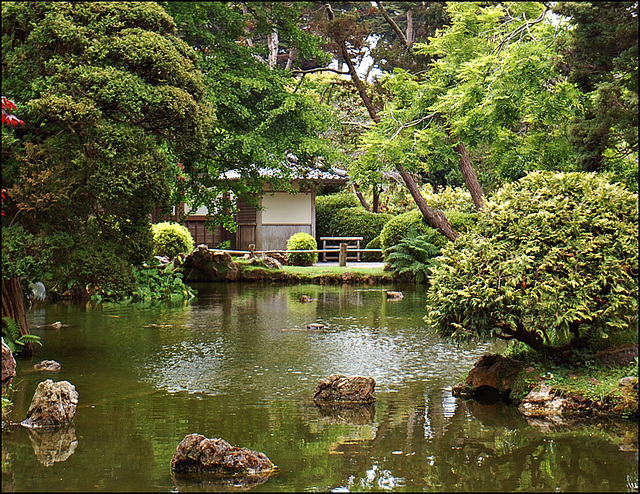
[2, 1, 213, 295]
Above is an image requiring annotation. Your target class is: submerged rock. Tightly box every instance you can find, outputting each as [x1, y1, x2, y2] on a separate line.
[307, 323, 325, 330]
[20, 380, 78, 428]
[386, 291, 404, 300]
[313, 374, 376, 404]
[34, 360, 61, 372]
[170, 434, 276, 476]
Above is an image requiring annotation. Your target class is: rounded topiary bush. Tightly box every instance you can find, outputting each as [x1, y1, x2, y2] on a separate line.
[152, 222, 195, 259]
[425, 171, 639, 354]
[315, 192, 360, 242]
[286, 232, 318, 266]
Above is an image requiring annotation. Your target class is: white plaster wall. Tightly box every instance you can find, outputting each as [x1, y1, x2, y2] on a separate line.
[261, 192, 312, 225]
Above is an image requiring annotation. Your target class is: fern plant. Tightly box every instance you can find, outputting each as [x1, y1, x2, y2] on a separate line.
[386, 228, 442, 283]
[2, 317, 42, 354]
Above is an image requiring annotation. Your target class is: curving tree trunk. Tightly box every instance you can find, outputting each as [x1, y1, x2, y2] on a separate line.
[1, 277, 32, 356]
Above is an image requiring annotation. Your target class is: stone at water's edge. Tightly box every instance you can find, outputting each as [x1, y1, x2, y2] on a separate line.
[463, 354, 525, 398]
[180, 245, 239, 282]
[313, 374, 377, 404]
[171, 434, 276, 475]
[20, 380, 78, 428]
[1, 338, 16, 394]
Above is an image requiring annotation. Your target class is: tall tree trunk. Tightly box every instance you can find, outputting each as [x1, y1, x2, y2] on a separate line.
[372, 186, 380, 213]
[397, 165, 459, 241]
[406, 8, 414, 46]
[338, 40, 380, 124]
[454, 141, 485, 211]
[1, 277, 32, 356]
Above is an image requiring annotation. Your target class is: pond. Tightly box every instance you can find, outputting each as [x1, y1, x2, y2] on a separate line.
[2, 283, 638, 492]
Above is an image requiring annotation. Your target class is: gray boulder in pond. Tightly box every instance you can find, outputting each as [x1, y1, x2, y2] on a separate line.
[313, 374, 376, 404]
[171, 434, 276, 475]
[20, 380, 78, 428]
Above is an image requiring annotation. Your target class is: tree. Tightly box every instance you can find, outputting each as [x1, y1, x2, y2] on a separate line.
[425, 171, 638, 356]
[552, 2, 638, 190]
[358, 2, 586, 234]
[1, 96, 31, 355]
[2, 2, 213, 299]
[160, 2, 338, 231]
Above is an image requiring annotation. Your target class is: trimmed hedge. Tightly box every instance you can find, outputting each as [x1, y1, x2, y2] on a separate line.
[315, 193, 360, 242]
[328, 207, 393, 247]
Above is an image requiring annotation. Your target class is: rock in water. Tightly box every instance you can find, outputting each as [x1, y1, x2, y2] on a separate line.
[386, 291, 403, 300]
[33, 360, 61, 372]
[171, 434, 275, 475]
[20, 380, 78, 428]
[1, 337, 16, 393]
[313, 374, 377, 404]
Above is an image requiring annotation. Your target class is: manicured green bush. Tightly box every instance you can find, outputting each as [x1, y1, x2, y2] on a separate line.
[329, 207, 393, 247]
[152, 222, 195, 259]
[286, 232, 318, 266]
[315, 192, 359, 242]
[425, 171, 639, 355]
[363, 235, 383, 262]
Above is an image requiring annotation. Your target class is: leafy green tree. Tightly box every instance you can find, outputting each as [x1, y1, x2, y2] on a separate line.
[161, 2, 338, 231]
[425, 171, 638, 356]
[2, 2, 213, 299]
[552, 2, 638, 190]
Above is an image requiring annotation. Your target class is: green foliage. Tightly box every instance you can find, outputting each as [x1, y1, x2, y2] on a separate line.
[552, 2, 637, 189]
[161, 2, 338, 228]
[1, 317, 41, 355]
[328, 207, 393, 247]
[363, 235, 382, 262]
[2, 2, 212, 295]
[386, 228, 442, 283]
[379, 209, 477, 258]
[425, 171, 639, 354]
[286, 232, 317, 266]
[129, 259, 196, 302]
[152, 222, 194, 259]
[315, 192, 359, 242]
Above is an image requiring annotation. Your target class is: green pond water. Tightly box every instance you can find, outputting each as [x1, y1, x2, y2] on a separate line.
[2, 282, 637, 492]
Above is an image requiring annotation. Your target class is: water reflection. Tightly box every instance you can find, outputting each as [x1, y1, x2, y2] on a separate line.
[26, 424, 78, 467]
[2, 283, 635, 493]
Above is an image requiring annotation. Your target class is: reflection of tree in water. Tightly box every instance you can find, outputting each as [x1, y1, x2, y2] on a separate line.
[171, 470, 273, 492]
[323, 381, 638, 491]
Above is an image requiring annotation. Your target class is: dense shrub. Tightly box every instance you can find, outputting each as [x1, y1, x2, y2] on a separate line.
[152, 222, 195, 259]
[363, 236, 383, 262]
[315, 192, 359, 242]
[425, 171, 639, 355]
[421, 184, 476, 213]
[329, 207, 393, 246]
[286, 232, 318, 266]
[380, 209, 478, 259]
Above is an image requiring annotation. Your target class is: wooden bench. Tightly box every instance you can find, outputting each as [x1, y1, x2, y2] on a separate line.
[319, 236, 363, 262]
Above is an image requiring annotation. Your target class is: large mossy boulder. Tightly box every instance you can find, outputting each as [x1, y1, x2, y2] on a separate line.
[180, 245, 239, 281]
